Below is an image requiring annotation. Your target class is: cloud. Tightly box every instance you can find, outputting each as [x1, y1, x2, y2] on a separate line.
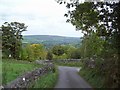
[0, 0, 83, 37]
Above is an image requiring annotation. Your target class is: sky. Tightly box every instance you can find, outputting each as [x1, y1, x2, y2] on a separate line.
[0, 0, 84, 37]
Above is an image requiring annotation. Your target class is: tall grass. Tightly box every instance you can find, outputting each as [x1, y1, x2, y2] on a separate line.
[31, 65, 58, 88]
[2, 59, 42, 85]
[79, 67, 105, 88]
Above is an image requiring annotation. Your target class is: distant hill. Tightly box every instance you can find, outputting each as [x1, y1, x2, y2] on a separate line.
[22, 35, 81, 48]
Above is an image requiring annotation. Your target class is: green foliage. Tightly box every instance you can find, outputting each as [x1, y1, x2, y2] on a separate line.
[30, 44, 46, 60]
[67, 47, 81, 59]
[57, 1, 120, 87]
[80, 33, 105, 58]
[20, 44, 34, 61]
[69, 2, 98, 34]
[26, 44, 35, 61]
[46, 51, 53, 60]
[79, 67, 105, 88]
[0, 32, 1, 50]
[32, 72, 57, 88]
[61, 1, 120, 40]
[70, 49, 81, 59]
[20, 47, 28, 60]
[1, 22, 27, 59]
[52, 45, 81, 60]
[52, 45, 65, 56]
[53, 53, 67, 60]
[20, 44, 47, 61]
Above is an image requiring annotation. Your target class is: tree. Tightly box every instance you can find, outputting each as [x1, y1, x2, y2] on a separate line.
[56, 1, 120, 47]
[80, 33, 105, 58]
[67, 47, 81, 59]
[25, 44, 34, 61]
[56, 0, 120, 87]
[52, 45, 64, 56]
[46, 51, 53, 60]
[1, 22, 27, 59]
[30, 44, 46, 60]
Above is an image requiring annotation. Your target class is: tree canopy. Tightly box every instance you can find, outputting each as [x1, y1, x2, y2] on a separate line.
[56, 0, 120, 88]
[52, 45, 65, 56]
[1, 22, 27, 59]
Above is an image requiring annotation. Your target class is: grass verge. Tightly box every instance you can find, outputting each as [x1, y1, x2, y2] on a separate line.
[54, 61, 82, 67]
[2, 59, 43, 85]
[79, 67, 105, 88]
[31, 65, 58, 88]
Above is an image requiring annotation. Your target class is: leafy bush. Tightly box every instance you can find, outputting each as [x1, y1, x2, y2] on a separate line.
[20, 44, 47, 61]
[46, 51, 53, 60]
[65, 46, 81, 59]
[52, 45, 65, 56]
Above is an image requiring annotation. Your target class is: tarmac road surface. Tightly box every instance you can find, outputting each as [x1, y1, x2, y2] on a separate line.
[55, 66, 92, 88]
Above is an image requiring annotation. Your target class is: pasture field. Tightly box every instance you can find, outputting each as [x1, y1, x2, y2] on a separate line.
[2, 59, 43, 84]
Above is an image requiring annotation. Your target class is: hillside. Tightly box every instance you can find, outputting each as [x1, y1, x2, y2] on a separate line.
[22, 35, 81, 48]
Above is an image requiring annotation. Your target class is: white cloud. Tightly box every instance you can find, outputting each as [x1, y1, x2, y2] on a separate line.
[0, 0, 83, 37]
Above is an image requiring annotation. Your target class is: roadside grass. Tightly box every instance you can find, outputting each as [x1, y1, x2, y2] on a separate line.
[0, 51, 1, 84]
[79, 67, 105, 88]
[31, 65, 58, 88]
[2, 59, 43, 85]
[54, 60, 105, 88]
[54, 61, 82, 67]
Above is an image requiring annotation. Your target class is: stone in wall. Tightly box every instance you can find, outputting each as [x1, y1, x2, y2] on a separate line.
[3, 63, 55, 89]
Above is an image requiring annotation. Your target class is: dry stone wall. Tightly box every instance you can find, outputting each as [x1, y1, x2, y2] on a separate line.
[54, 59, 81, 63]
[3, 63, 55, 89]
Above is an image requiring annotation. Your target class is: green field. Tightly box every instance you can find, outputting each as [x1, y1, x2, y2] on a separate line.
[2, 59, 43, 85]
